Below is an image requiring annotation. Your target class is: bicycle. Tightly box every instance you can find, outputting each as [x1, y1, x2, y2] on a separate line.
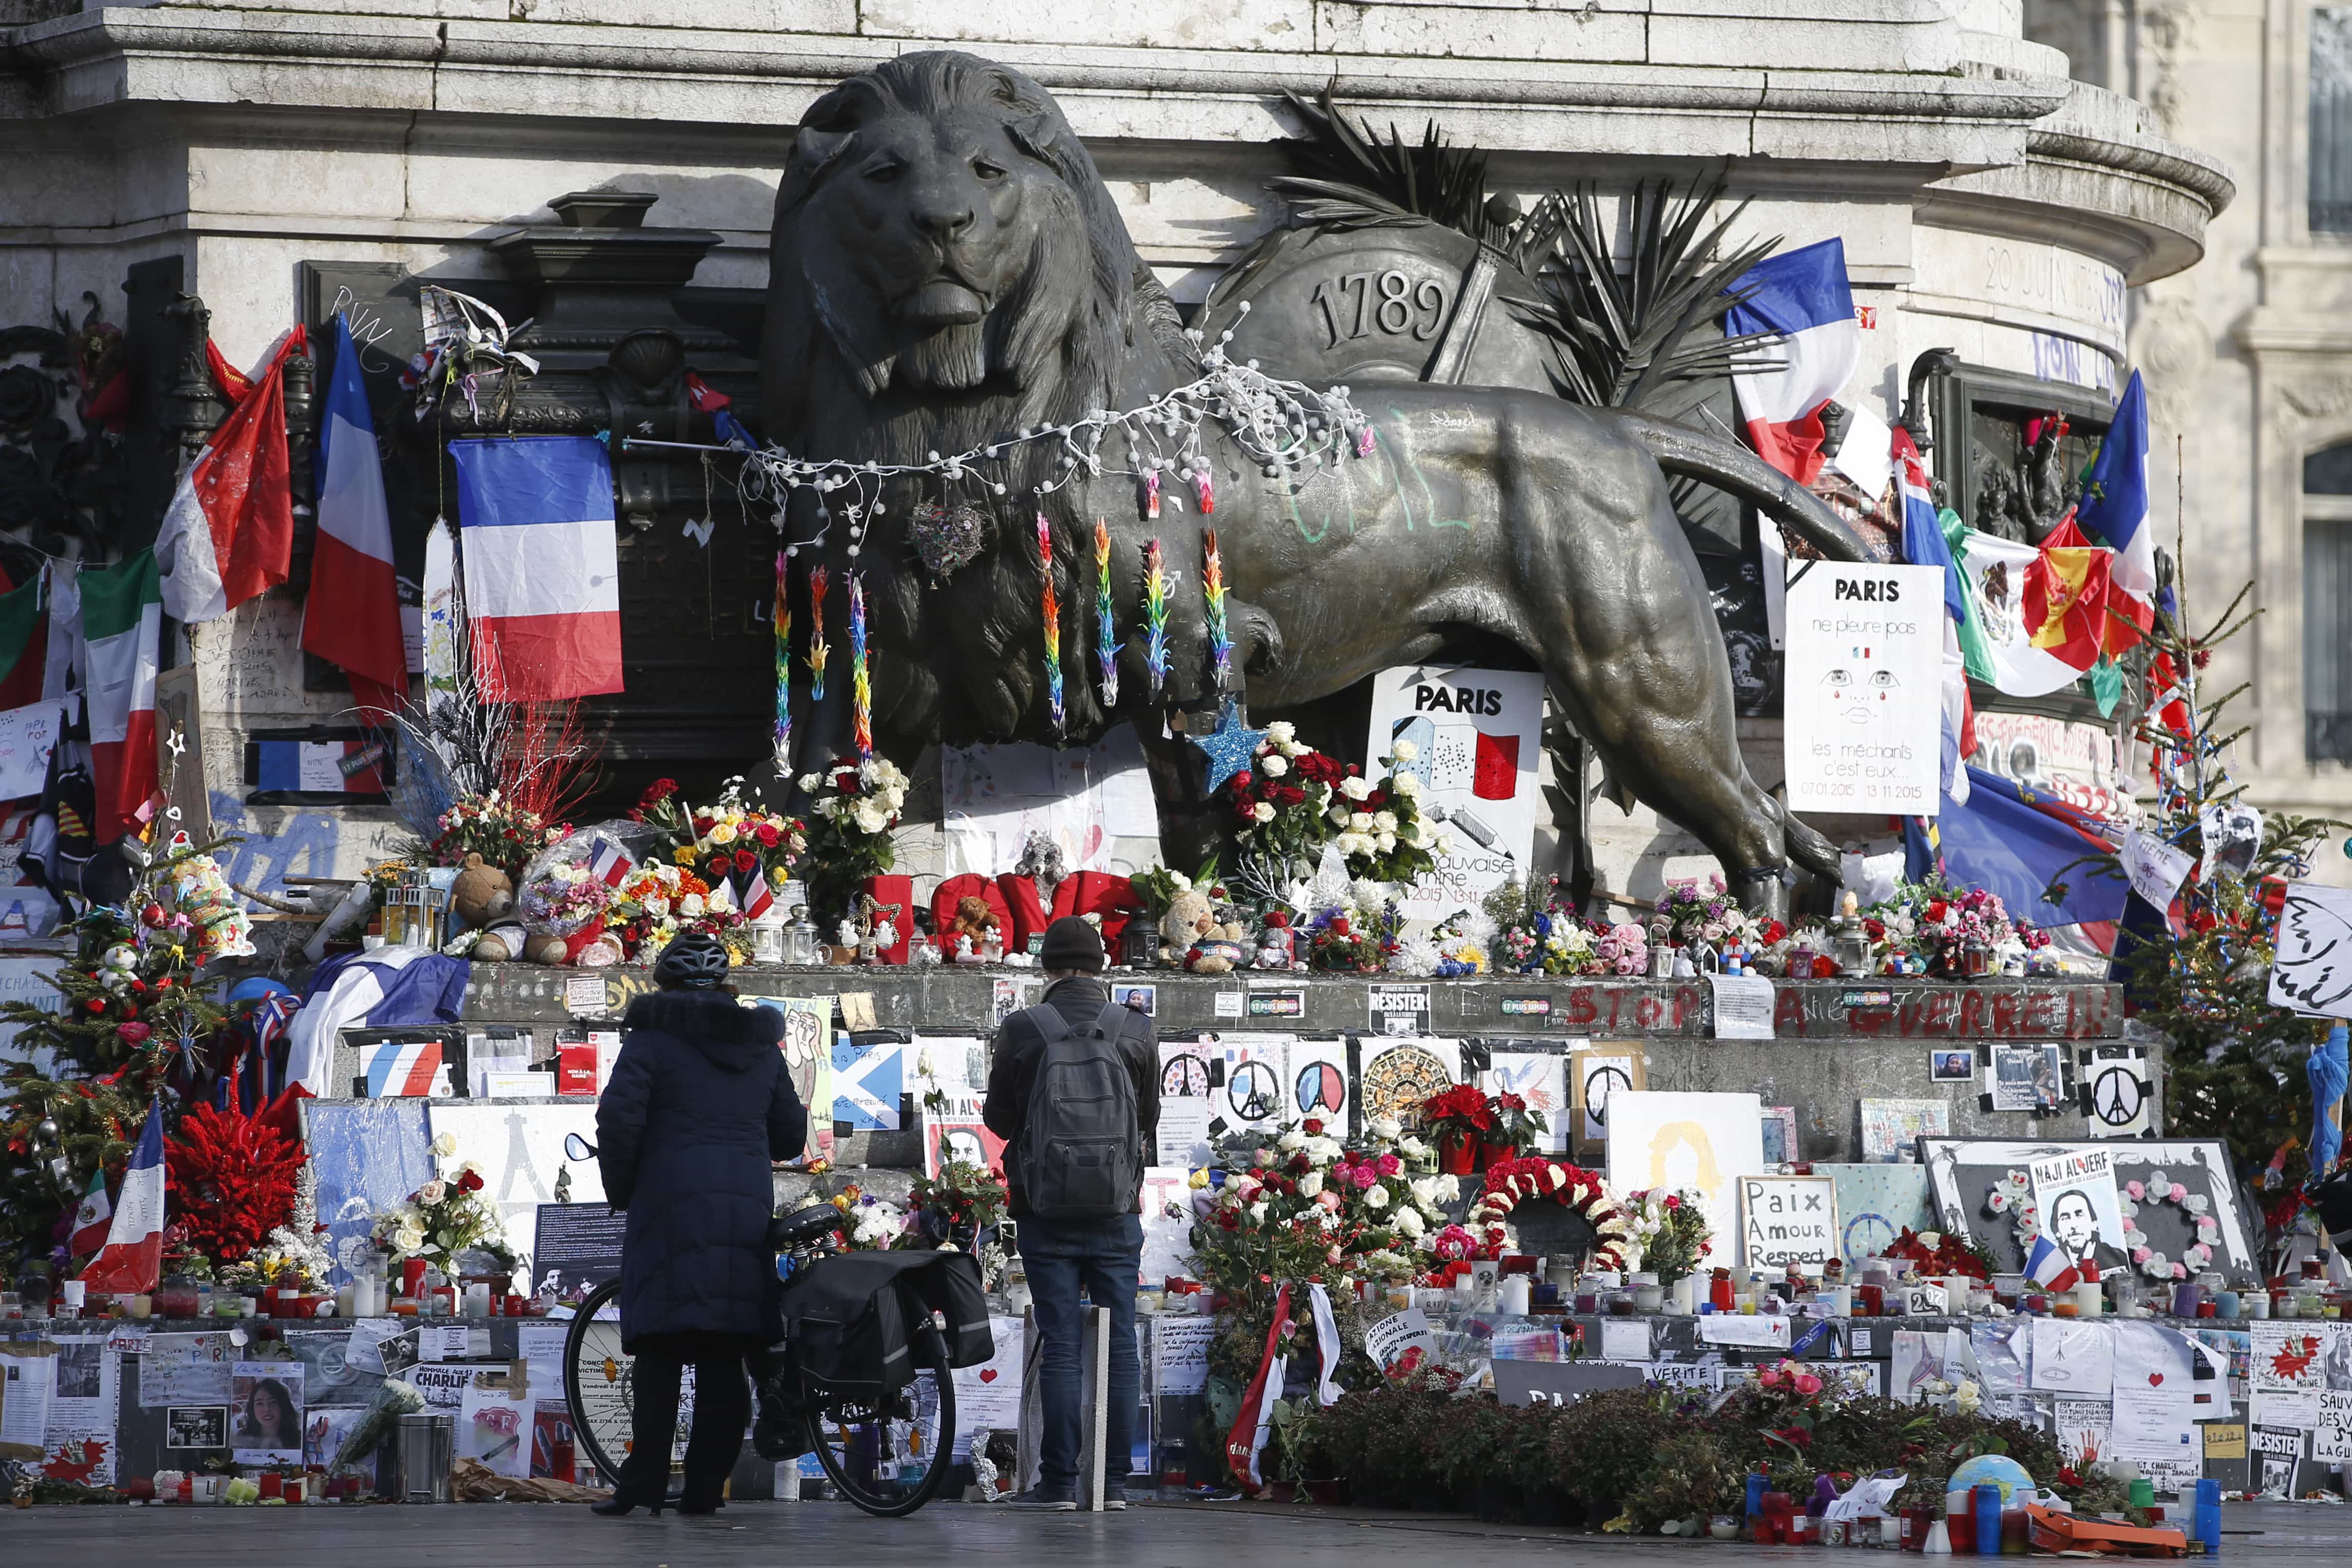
[559, 1161, 958, 1518]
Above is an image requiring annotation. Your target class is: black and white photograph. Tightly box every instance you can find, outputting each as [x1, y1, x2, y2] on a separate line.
[53, 1339, 104, 1401]
[165, 1406, 228, 1450]
[1929, 1049, 1976, 1083]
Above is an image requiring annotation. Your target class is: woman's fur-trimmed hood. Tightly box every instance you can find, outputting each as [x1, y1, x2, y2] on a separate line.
[622, 990, 786, 1072]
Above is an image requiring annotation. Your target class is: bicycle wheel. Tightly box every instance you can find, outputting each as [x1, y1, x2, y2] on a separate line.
[561, 1278, 688, 1490]
[806, 1322, 957, 1517]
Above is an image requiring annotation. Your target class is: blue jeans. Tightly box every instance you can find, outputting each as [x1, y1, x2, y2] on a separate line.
[1018, 1212, 1141, 1488]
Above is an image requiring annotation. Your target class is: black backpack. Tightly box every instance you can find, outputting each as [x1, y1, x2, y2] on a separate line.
[1014, 1000, 1143, 1220]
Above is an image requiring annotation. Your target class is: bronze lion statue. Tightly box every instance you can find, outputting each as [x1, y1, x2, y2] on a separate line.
[761, 51, 1865, 914]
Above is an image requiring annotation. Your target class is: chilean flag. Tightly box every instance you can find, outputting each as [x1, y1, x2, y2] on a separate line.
[303, 313, 410, 720]
[451, 436, 624, 702]
[1727, 239, 1862, 485]
[81, 551, 161, 840]
[2075, 370, 2156, 642]
[1895, 426, 1973, 807]
[2024, 1232, 2089, 1293]
[78, 1100, 166, 1296]
[156, 330, 304, 624]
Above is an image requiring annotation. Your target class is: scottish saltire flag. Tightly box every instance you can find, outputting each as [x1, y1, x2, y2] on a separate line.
[304, 313, 409, 718]
[79, 1101, 166, 1295]
[2023, 1233, 2084, 1293]
[1726, 238, 1862, 485]
[282, 947, 471, 1097]
[2075, 370, 2156, 638]
[364, 1038, 446, 1097]
[831, 1033, 903, 1131]
[587, 836, 633, 887]
[1894, 428, 1972, 807]
[450, 436, 623, 701]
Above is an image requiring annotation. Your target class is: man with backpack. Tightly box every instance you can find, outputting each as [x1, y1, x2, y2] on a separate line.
[983, 915, 1159, 1511]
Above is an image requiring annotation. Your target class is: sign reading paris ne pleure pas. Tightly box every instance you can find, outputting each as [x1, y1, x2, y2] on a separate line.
[1782, 564, 1946, 815]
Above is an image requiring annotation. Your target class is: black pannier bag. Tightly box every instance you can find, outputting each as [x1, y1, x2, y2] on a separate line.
[779, 1248, 994, 1397]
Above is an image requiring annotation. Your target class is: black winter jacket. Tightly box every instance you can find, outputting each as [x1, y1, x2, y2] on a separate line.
[596, 990, 807, 1349]
[982, 976, 1159, 1218]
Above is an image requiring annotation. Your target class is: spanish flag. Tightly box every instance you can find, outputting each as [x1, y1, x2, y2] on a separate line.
[2022, 514, 2109, 673]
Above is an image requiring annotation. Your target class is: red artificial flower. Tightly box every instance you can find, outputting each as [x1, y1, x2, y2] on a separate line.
[117, 1021, 151, 1045]
[733, 848, 758, 873]
[1925, 901, 1949, 923]
[641, 778, 679, 807]
[459, 1169, 484, 1193]
[156, 977, 173, 990]
[1811, 955, 1839, 978]
[1863, 917, 1886, 940]
[1760, 919, 1788, 945]
[1496, 1092, 1527, 1113]
[1301, 1116, 1323, 1134]
[84, 999, 104, 1014]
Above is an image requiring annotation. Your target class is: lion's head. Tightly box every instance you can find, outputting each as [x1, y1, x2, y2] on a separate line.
[763, 52, 1143, 452]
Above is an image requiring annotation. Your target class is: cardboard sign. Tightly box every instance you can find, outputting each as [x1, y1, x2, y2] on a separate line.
[1781, 562, 1946, 814]
[1698, 1313, 1792, 1349]
[1738, 1174, 1838, 1268]
[1365, 664, 1546, 918]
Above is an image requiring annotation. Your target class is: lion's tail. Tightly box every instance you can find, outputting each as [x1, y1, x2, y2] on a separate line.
[1614, 411, 1871, 564]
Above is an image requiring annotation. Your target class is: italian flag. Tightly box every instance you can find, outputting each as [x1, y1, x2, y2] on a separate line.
[82, 550, 161, 840]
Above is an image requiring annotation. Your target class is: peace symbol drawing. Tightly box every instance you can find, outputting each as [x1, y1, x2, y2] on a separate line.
[2091, 1066, 2146, 1128]
[1227, 1059, 1283, 1123]
[1843, 1211, 1899, 1261]
[1294, 1059, 1346, 1118]
[1161, 1053, 1209, 1097]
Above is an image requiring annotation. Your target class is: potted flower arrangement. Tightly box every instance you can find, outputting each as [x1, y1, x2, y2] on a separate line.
[1417, 1084, 1494, 1174]
[1621, 1188, 1712, 1286]
[898, 1160, 1008, 1252]
[1884, 1226, 1993, 1281]
[1484, 1091, 1549, 1162]
[1861, 877, 2050, 978]
[795, 758, 908, 923]
[369, 1134, 516, 1279]
[427, 790, 567, 881]
[633, 776, 806, 916]
[605, 859, 733, 961]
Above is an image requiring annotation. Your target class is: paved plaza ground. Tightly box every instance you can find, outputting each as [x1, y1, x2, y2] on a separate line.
[2, 1498, 2346, 1566]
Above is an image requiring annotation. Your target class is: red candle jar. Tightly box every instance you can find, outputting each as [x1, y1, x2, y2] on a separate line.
[258, 1471, 282, 1500]
[1859, 1282, 1885, 1315]
[1709, 1269, 1735, 1311]
[401, 1258, 428, 1297]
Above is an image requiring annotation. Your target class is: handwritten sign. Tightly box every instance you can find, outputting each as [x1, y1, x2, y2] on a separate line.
[2119, 830, 2194, 912]
[2316, 1391, 2352, 1463]
[1709, 973, 1776, 1039]
[1363, 1308, 1437, 1371]
[1152, 1314, 1216, 1397]
[0, 700, 66, 800]
[1781, 563, 1945, 813]
[1739, 1174, 1838, 1268]
[1698, 1312, 1793, 1349]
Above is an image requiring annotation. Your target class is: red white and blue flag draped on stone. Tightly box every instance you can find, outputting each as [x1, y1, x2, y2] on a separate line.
[303, 313, 411, 720]
[449, 435, 625, 702]
[2024, 1232, 2096, 1293]
[1894, 426, 1974, 808]
[1726, 238, 1862, 486]
[80, 550, 161, 841]
[156, 330, 304, 625]
[78, 1100, 167, 1296]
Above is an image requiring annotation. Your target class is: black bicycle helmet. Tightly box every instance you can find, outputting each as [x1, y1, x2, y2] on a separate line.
[653, 930, 732, 989]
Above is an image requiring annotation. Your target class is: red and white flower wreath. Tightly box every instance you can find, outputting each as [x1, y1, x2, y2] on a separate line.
[1468, 1157, 1634, 1271]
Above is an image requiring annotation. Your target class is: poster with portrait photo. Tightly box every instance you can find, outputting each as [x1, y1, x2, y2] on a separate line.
[1929, 1049, 1976, 1083]
[1923, 1138, 2262, 1286]
[2028, 1148, 2130, 1277]
[230, 1361, 306, 1465]
[1990, 1043, 2068, 1113]
[165, 1406, 227, 1450]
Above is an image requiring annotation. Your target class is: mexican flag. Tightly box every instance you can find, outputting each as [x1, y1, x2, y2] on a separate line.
[1944, 514, 2094, 699]
[82, 550, 161, 840]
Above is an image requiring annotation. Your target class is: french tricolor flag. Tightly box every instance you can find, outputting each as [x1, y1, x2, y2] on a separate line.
[451, 436, 624, 702]
[302, 314, 411, 720]
[587, 836, 634, 887]
[78, 1101, 166, 1296]
[364, 1038, 446, 1098]
[1727, 238, 1863, 486]
[738, 873, 774, 921]
[2023, 1232, 2088, 1294]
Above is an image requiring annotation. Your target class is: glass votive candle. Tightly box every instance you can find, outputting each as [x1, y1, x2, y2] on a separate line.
[257, 1471, 282, 1501]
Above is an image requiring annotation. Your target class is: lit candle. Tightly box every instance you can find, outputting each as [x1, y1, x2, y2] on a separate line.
[1037, 514, 1064, 735]
[1143, 539, 1170, 699]
[771, 550, 791, 771]
[848, 572, 873, 760]
[1202, 527, 1232, 691]
[1093, 518, 1118, 710]
[806, 565, 829, 702]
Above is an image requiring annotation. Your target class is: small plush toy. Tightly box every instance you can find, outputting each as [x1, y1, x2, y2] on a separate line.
[942, 895, 1000, 949]
[1162, 889, 1246, 974]
[449, 853, 516, 930]
[1255, 910, 1296, 970]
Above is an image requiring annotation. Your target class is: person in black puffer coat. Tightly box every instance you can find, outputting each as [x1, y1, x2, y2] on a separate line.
[592, 932, 806, 1516]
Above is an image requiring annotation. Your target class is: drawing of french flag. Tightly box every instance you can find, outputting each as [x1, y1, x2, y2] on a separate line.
[1726, 238, 1862, 486]
[365, 1038, 446, 1097]
[587, 836, 634, 887]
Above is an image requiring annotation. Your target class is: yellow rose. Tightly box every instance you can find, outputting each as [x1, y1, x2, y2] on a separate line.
[709, 823, 738, 845]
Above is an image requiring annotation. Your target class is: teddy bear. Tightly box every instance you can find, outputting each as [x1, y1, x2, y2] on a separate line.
[1160, 889, 1247, 974]
[1255, 909, 1297, 970]
[449, 853, 516, 930]
[941, 895, 1000, 955]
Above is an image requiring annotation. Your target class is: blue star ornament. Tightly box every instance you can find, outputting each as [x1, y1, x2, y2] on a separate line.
[1188, 701, 1268, 792]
